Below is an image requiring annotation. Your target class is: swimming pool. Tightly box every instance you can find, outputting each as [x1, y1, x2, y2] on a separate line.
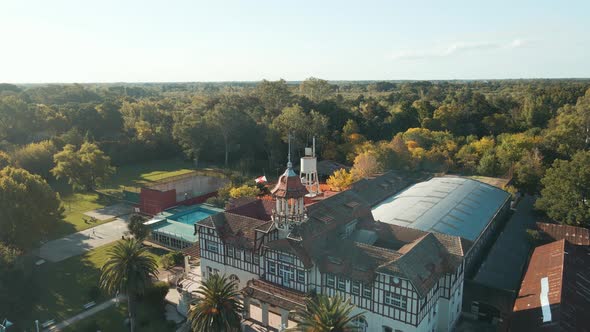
[167, 205, 221, 225]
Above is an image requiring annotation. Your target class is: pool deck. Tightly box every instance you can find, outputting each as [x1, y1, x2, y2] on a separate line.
[149, 203, 223, 242]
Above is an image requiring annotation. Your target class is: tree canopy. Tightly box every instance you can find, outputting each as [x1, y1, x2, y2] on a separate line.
[52, 142, 115, 190]
[0, 167, 63, 248]
[535, 151, 590, 226]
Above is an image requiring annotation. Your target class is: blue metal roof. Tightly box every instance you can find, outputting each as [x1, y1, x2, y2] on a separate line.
[371, 176, 510, 241]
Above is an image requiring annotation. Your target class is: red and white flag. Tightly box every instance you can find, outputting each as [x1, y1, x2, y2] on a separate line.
[255, 175, 267, 184]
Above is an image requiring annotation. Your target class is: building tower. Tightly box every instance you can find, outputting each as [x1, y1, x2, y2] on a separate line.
[271, 134, 309, 238]
[300, 136, 321, 197]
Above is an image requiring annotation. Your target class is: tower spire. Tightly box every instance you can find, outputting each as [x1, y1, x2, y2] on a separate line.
[287, 132, 292, 169]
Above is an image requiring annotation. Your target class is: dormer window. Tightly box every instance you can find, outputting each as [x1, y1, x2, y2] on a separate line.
[341, 220, 357, 239]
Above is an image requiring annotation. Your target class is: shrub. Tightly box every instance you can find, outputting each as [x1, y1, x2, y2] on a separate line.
[229, 185, 260, 198]
[327, 169, 354, 191]
[160, 251, 184, 269]
[160, 254, 175, 269]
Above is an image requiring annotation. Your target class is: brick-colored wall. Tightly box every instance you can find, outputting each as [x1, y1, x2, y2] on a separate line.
[139, 188, 177, 215]
[140, 188, 218, 215]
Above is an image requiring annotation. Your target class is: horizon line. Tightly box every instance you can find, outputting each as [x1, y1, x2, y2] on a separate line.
[5, 77, 590, 85]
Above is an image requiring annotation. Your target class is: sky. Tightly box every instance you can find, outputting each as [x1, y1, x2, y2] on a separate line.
[1, 0, 589, 83]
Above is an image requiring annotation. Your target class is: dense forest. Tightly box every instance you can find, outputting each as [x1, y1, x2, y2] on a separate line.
[1, 78, 590, 327]
[1, 78, 590, 240]
[1, 78, 590, 215]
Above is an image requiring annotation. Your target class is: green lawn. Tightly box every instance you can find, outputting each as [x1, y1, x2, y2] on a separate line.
[49, 158, 197, 238]
[32, 241, 163, 324]
[99, 158, 196, 195]
[60, 304, 176, 332]
[61, 306, 129, 332]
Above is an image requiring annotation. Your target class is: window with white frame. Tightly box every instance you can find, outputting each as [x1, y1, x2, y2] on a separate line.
[297, 269, 305, 283]
[384, 291, 407, 309]
[236, 249, 242, 260]
[279, 264, 294, 281]
[268, 262, 276, 274]
[227, 246, 234, 257]
[254, 255, 260, 265]
[206, 240, 218, 253]
[363, 284, 372, 298]
[245, 251, 252, 262]
[352, 281, 360, 295]
[337, 277, 346, 291]
[327, 274, 335, 287]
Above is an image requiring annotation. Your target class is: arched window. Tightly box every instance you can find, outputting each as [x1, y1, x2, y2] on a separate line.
[229, 274, 240, 290]
[352, 316, 368, 332]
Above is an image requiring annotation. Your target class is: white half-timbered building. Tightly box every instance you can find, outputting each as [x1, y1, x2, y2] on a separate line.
[195, 160, 469, 332]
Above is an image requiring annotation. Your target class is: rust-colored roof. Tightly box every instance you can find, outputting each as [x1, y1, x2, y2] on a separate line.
[536, 222, 590, 246]
[512, 240, 590, 331]
[241, 279, 306, 311]
[226, 199, 274, 221]
[270, 167, 308, 199]
[514, 240, 565, 312]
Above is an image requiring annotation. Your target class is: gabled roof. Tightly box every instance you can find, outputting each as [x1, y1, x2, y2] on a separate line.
[512, 240, 590, 331]
[379, 232, 464, 296]
[207, 174, 467, 298]
[198, 212, 272, 249]
[265, 238, 313, 268]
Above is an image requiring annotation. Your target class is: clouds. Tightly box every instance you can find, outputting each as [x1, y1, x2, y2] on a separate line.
[392, 39, 532, 60]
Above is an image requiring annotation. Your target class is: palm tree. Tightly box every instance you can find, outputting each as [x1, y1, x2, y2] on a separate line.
[188, 274, 243, 332]
[99, 239, 159, 332]
[287, 294, 365, 332]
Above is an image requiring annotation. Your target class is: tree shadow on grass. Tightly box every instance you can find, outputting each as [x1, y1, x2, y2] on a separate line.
[30, 243, 115, 326]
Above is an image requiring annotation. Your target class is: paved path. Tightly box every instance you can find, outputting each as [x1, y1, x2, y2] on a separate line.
[84, 203, 132, 221]
[44, 295, 126, 332]
[39, 218, 129, 262]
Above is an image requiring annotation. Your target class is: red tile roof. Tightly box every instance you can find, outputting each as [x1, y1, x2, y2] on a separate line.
[536, 222, 590, 246]
[270, 168, 308, 199]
